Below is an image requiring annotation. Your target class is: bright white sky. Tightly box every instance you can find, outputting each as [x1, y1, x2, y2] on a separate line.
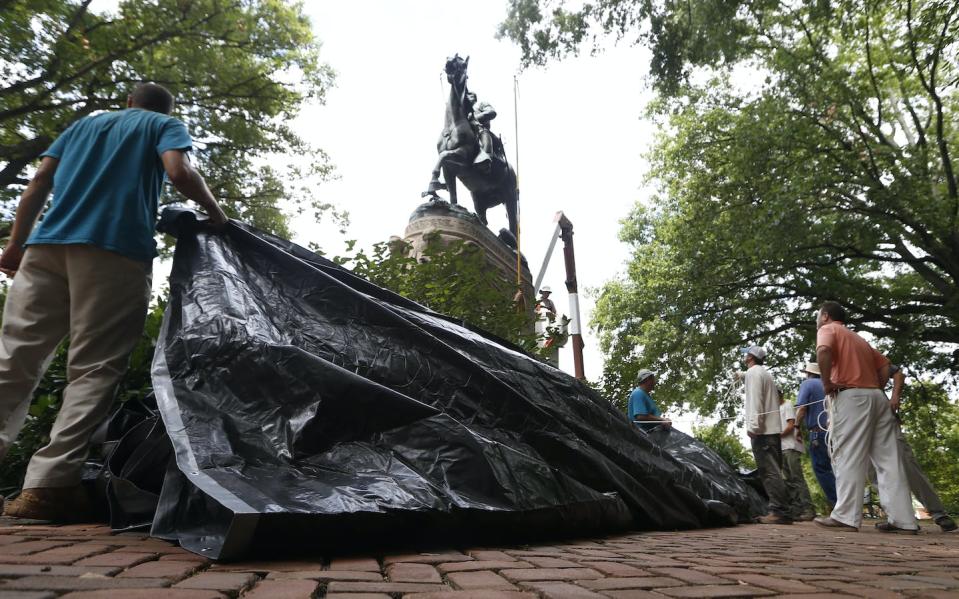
[295, 1, 657, 386]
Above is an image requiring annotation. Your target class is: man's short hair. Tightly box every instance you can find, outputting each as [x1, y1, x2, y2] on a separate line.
[751, 355, 765, 366]
[820, 300, 846, 323]
[130, 82, 175, 115]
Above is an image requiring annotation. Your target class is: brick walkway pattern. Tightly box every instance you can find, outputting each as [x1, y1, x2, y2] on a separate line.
[0, 517, 957, 598]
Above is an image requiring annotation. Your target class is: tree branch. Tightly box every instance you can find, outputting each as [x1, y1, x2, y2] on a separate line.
[864, 6, 884, 129]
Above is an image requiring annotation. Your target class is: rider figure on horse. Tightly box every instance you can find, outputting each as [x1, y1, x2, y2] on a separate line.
[424, 54, 519, 238]
[465, 91, 505, 173]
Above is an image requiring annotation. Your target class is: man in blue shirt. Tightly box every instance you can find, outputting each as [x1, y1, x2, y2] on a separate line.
[795, 361, 836, 506]
[628, 370, 671, 429]
[0, 83, 228, 522]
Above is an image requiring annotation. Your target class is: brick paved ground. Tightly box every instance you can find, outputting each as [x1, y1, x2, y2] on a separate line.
[0, 517, 957, 598]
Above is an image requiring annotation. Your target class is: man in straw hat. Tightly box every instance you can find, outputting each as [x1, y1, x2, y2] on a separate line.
[795, 361, 836, 507]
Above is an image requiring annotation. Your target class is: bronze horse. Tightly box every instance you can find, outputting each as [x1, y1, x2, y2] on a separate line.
[423, 55, 519, 238]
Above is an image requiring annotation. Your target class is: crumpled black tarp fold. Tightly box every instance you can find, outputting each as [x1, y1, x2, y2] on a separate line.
[145, 208, 765, 560]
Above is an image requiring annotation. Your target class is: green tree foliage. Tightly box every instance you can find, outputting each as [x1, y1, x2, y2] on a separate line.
[1, 0, 339, 238]
[345, 235, 536, 349]
[692, 422, 754, 471]
[900, 380, 959, 513]
[503, 1, 751, 97]
[502, 0, 959, 411]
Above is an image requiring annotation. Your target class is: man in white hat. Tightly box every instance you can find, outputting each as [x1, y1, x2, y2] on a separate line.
[795, 361, 836, 507]
[536, 286, 556, 321]
[627, 370, 671, 430]
[742, 345, 792, 524]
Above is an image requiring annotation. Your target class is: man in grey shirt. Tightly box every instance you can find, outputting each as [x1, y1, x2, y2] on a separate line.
[742, 345, 792, 524]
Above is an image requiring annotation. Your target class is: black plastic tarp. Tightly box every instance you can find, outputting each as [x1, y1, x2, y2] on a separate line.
[145, 208, 765, 559]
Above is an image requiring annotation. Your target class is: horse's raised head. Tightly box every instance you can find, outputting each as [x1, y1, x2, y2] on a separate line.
[445, 54, 469, 86]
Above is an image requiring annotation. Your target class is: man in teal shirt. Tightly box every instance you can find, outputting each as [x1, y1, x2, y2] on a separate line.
[628, 370, 671, 429]
[0, 83, 228, 522]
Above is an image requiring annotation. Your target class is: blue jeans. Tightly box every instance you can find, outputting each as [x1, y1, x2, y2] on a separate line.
[808, 430, 837, 505]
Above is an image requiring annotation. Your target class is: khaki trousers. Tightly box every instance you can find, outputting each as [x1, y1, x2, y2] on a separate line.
[828, 388, 918, 530]
[0, 245, 150, 488]
[867, 422, 947, 519]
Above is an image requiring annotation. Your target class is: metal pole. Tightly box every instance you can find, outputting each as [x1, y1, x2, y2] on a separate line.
[513, 75, 520, 179]
[513, 74, 521, 286]
[557, 212, 585, 379]
[533, 221, 562, 292]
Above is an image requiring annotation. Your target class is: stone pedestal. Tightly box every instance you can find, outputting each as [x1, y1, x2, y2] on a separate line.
[404, 200, 534, 307]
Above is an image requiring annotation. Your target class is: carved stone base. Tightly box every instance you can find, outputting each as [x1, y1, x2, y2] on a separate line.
[404, 200, 534, 307]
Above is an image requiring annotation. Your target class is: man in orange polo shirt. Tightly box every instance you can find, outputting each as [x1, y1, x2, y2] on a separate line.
[813, 301, 918, 533]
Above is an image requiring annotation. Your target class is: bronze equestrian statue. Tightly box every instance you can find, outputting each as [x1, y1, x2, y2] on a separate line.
[423, 55, 519, 239]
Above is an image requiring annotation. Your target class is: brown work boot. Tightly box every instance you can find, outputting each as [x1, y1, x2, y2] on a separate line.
[757, 513, 793, 524]
[2, 487, 93, 523]
[813, 516, 858, 531]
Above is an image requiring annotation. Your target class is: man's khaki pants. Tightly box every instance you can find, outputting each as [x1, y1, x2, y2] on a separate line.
[829, 388, 918, 530]
[867, 422, 948, 520]
[0, 245, 150, 488]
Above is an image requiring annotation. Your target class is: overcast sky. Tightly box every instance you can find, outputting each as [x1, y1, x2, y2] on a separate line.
[294, 1, 657, 384]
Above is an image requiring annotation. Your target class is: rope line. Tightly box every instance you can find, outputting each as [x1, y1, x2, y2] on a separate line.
[634, 379, 850, 462]
[658, 397, 828, 425]
[634, 378, 846, 459]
